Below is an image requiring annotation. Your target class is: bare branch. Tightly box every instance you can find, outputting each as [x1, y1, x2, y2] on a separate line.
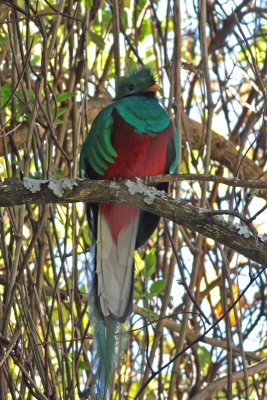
[1, 178, 266, 266]
[2, 107, 266, 197]
[191, 359, 267, 400]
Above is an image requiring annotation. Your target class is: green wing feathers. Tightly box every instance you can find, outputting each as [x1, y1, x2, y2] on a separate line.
[80, 104, 117, 176]
[80, 96, 179, 176]
[170, 125, 179, 173]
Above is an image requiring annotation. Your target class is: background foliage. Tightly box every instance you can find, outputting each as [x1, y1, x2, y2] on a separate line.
[0, 0, 267, 399]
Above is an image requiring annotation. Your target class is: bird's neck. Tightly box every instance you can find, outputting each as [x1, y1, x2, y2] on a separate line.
[116, 92, 157, 101]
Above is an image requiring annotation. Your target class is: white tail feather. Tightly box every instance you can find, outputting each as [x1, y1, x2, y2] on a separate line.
[96, 211, 139, 320]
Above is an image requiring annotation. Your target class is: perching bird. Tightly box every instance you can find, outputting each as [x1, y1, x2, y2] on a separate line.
[80, 67, 179, 398]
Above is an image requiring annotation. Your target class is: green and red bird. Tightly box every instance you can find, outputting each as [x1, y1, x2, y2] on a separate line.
[80, 67, 179, 397]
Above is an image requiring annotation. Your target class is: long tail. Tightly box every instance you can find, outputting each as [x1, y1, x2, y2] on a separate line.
[92, 310, 117, 399]
[87, 205, 137, 398]
[95, 205, 139, 321]
[87, 245, 126, 399]
[90, 304, 129, 399]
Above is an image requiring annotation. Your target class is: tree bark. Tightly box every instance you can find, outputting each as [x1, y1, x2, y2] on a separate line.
[1, 177, 266, 266]
[1, 102, 267, 199]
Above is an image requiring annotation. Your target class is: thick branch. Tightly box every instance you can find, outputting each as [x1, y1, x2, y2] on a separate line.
[1, 178, 266, 266]
[1, 102, 267, 200]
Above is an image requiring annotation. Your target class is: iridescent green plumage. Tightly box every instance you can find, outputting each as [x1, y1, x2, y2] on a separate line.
[115, 67, 157, 99]
[80, 105, 116, 175]
[80, 68, 179, 176]
[80, 67, 179, 399]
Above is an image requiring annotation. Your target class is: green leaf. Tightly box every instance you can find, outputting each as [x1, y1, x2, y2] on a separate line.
[82, 224, 91, 247]
[56, 91, 76, 103]
[134, 280, 145, 299]
[140, 307, 157, 320]
[181, 160, 189, 174]
[0, 33, 7, 48]
[139, 18, 151, 42]
[90, 32, 105, 50]
[53, 106, 69, 125]
[260, 339, 267, 357]
[198, 346, 211, 370]
[134, 251, 144, 273]
[12, 160, 24, 172]
[0, 84, 12, 106]
[31, 53, 41, 65]
[17, 88, 35, 103]
[55, 106, 69, 118]
[144, 249, 156, 279]
[78, 359, 89, 370]
[150, 279, 166, 295]
[128, 380, 157, 399]
[52, 166, 64, 178]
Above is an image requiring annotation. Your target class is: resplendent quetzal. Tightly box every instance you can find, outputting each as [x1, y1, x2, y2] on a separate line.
[80, 67, 179, 397]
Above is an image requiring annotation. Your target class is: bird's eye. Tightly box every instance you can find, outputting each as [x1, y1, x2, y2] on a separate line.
[128, 84, 135, 91]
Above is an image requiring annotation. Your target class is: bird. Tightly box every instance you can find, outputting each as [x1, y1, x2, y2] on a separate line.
[80, 67, 179, 398]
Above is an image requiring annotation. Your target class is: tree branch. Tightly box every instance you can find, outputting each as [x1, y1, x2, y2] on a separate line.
[1, 177, 266, 266]
[1, 101, 267, 199]
[145, 173, 267, 190]
[133, 306, 260, 362]
[191, 358, 267, 400]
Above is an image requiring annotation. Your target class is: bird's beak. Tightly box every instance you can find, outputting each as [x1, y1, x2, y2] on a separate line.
[146, 84, 161, 92]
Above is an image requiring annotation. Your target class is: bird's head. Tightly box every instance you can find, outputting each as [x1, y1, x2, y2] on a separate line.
[114, 67, 160, 100]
